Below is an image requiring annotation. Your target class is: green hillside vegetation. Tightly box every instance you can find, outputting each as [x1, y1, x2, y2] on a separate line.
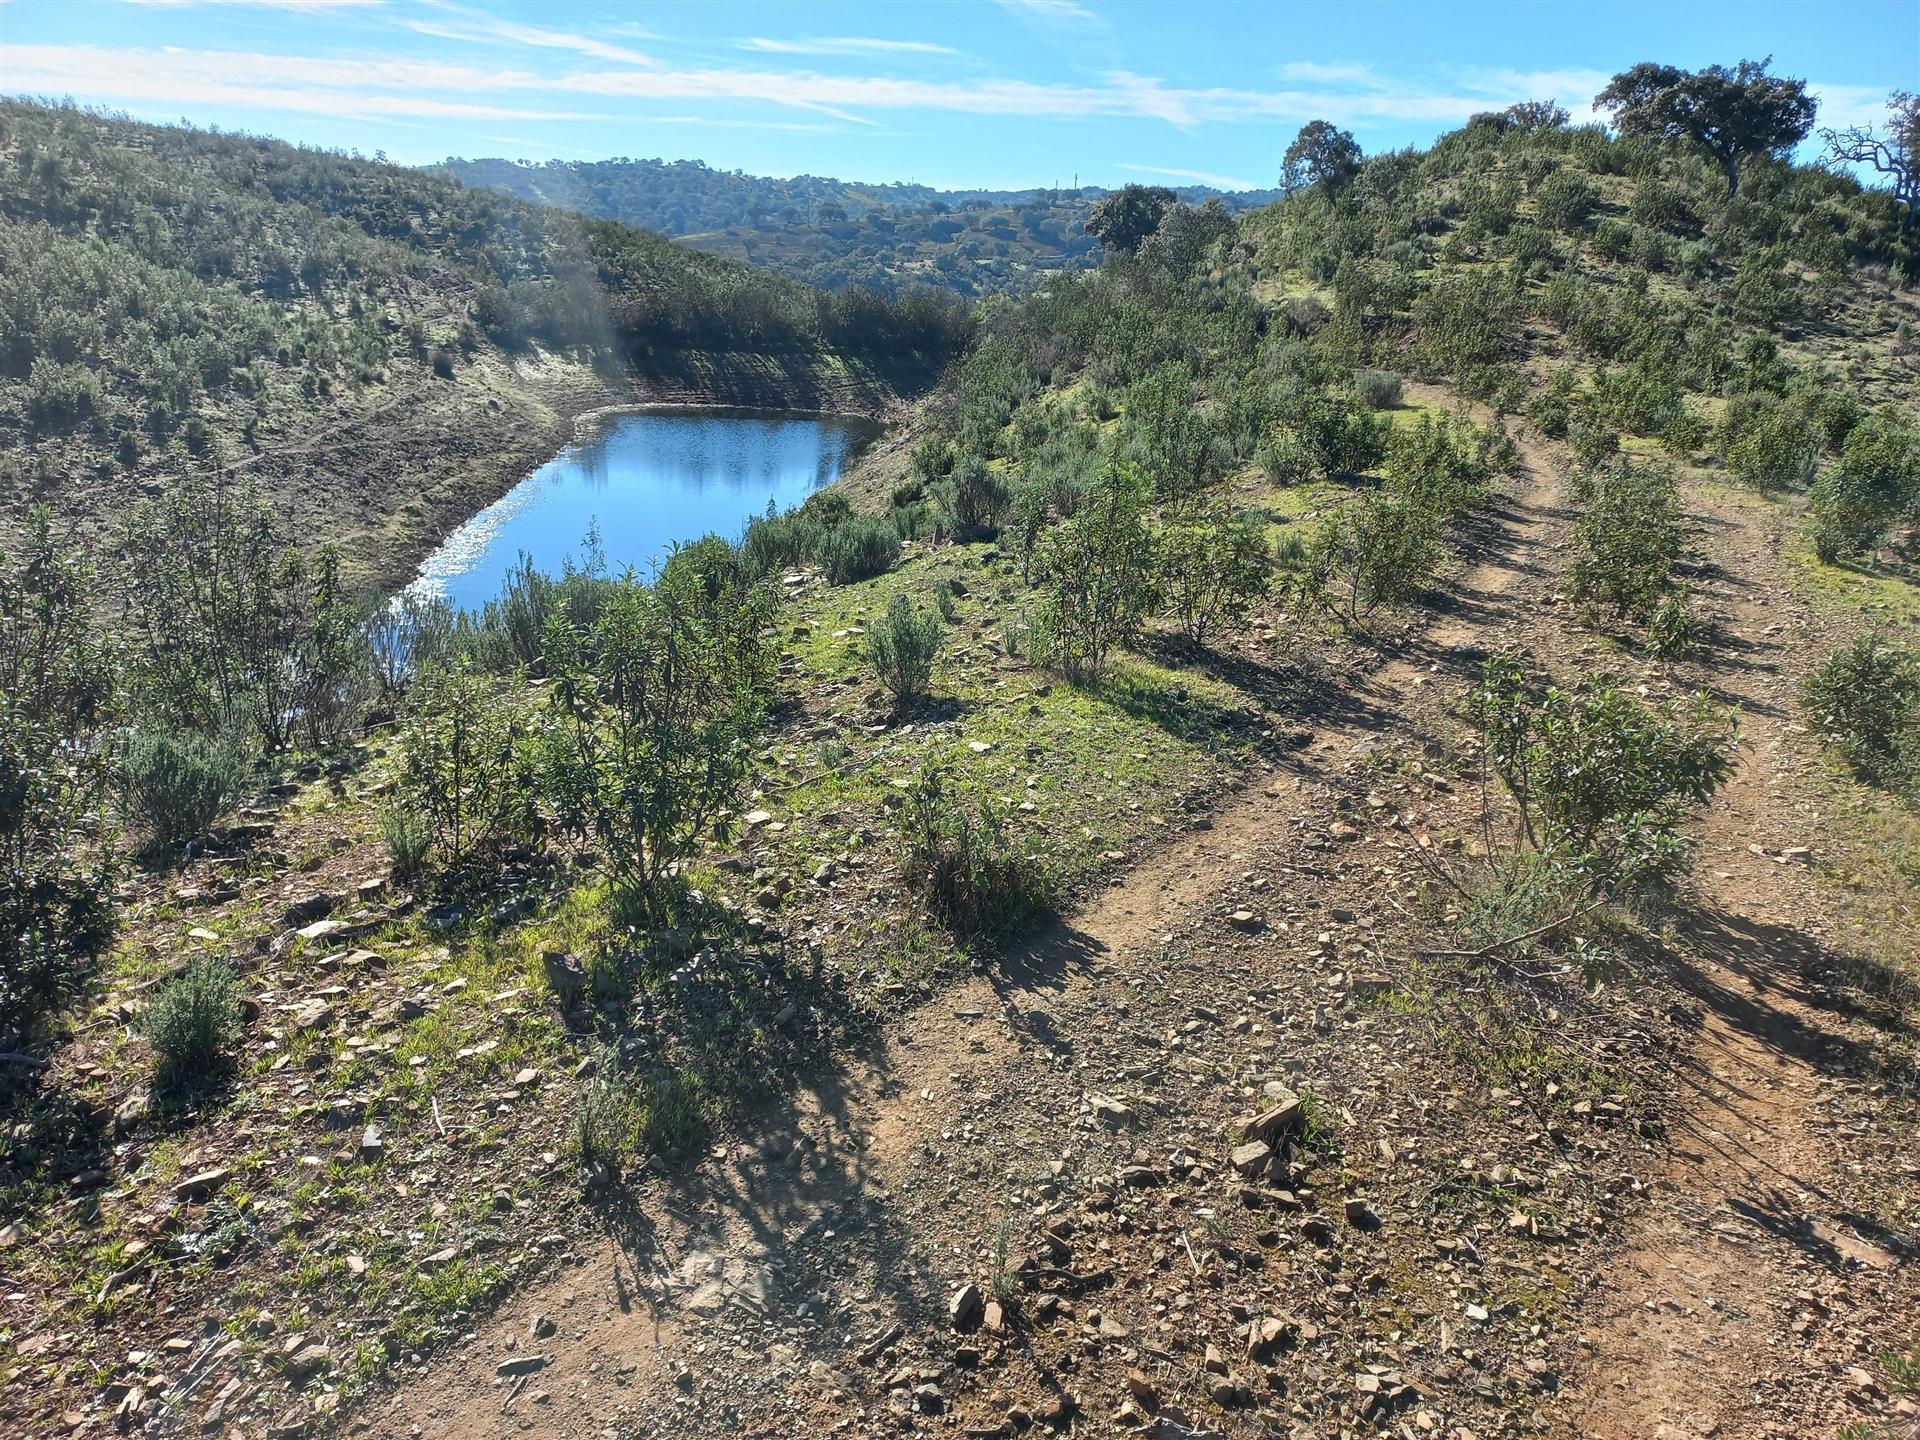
[437, 153, 1277, 297]
[0, 100, 971, 581]
[5, 73, 1920, 1438]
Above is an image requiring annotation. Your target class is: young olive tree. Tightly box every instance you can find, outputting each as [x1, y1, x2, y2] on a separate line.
[1469, 656, 1736, 894]
[1158, 502, 1271, 644]
[1808, 411, 1918, 562]
[396, 663, 538, 873]
[1570, 461, 1683, 618]
[1032, 464, 1159, 682]
[118, 474, 370, 751]
[1300, 491, 1443, 628]
[542, 538, 777, 915]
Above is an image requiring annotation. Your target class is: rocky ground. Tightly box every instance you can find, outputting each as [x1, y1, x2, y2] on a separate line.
[357, 432, 1915, 1440]
[6, 422, 1916, 1440]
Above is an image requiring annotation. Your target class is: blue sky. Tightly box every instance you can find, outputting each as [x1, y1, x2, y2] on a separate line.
[1, 0, 1913, 190]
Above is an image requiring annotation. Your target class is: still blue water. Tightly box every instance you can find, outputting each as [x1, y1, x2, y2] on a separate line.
[411, 410, 869, 612]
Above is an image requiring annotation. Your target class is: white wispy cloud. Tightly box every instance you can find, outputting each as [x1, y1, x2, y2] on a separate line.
[2, 44, 593, 121]
[739, 37, 963, 58]
[601, 22, 664, 42]
[408, 0, 658, 68]
[7, 37, 1880, 146]
[1275, 61, 1380, 87]
[996, 0, 1100, 21]
[124, 0, 383, 8]
[1118, 162, 1259, 191]
[1471, 68, 1612, 123]
[1807, 82, 1899, 134]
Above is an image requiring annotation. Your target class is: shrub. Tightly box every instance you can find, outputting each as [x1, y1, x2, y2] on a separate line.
[867, 595, 944, 706]
[1533, 168, 1597, 232]
[1283, 295, 1330, 334]
[574, 1042, 633, 1175]
[1385, 413, 1492, 519]
[1810, 468, 1894, 562]
[24, 358, 102, 428]
[1123, 365, 1229, 499]
[541, 543, 777, 915]
[1570, 462, 1682, 619]
[1807, 413, 1917, 562]
[1469, 656, 1735, 893]
[144, 955, 242, 1089]
[117, 728, 252, 852]
[1158, 502, 1271, 643]
[1033, 465, 1158, 681]
[898, 765, 1054, 935]
[396, 664, 537, 872]
[740, 505, 823, 577]
[285, 546, 374, 749]
[1413, 270, 1520, 375]
[1528, 371, 1578, 439]
[945, 454, 1012, 532]
[818, 514, 902, 585]
[0, 510, 117, 1043]
[1726, 407, 1818, 491]
[1663, 407, 1709, 458]
[367, 591, 455, 707]
[1284, 393, 1388, 479]
[1301, 491, 1443, 627]
[1803, 635, 1920, 792]
[1352, 369, 1403, 410]
[1645, 593, 1701, 660]
[380, 806, 431, 878]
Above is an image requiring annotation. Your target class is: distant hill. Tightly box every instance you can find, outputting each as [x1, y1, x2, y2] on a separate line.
[435, 155, 1281, 297]
[0, 101, 968, 586]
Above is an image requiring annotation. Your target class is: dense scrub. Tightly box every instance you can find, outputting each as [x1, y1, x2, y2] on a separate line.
[0, 100, 973, 528]
[438, 154, 1277, 298]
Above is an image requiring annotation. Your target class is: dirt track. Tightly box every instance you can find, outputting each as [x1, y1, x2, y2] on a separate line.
[349, 419, 1919, 1440]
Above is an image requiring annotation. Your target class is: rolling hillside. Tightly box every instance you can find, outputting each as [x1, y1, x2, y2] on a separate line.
[0, 101, 968, 587]
[5, 88, 1920, 1440]
[438, 154, 1280, 297]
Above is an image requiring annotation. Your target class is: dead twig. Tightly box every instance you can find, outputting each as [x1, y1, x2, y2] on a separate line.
[1416, 897, 1607, 961]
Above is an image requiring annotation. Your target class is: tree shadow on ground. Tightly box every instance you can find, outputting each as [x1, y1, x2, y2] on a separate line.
[1653, 900, 1918, 1268]
[1127, 635, 1396, 742]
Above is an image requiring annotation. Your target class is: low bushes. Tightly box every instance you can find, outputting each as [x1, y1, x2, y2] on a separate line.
[145, 955, 242, 1089]
[1807, 413, 1917, 563]
[1468, 655, 1735, 896]
[1352, 368, 1403, 410]
[1032, 465, 1158, 681]
[395, 665, 539, 872]
[818, 514, 902, 585]
[1300, 491, 1443, 627]
[867, 595, 944, 706]
[743, 492, 901, 585]
[117, 728, 252, 852]
[1804, 635, 1920, 794]
[898, 765, 1054, 935]
[1158, 502, 1271, 643]
[1570, 461, 1682, 619]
